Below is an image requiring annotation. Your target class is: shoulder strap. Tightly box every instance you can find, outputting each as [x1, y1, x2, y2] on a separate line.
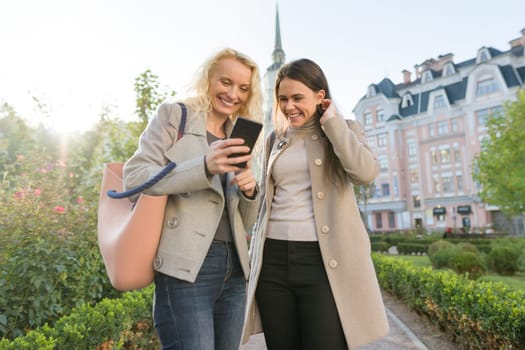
[107, 102, 187, 199]
[267, 130, 276, 163]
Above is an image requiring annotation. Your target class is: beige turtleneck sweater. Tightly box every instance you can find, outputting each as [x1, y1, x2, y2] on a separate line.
[267, 119, 319, 241]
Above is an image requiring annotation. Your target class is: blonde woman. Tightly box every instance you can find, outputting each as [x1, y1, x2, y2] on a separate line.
[124, 48, 263, 350]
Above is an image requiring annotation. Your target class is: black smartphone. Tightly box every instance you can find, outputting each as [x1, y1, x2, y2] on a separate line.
[228, 117, 263, 168]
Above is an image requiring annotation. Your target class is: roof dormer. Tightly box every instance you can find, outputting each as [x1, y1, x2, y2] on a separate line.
[443, 62, 456, 77]
[367, 85, 377, 98]
[421, 69, 433, 84]
[476, 47, 492, 64]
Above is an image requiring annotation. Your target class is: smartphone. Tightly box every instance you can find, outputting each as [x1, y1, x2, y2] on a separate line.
[228, 117, 263, 167]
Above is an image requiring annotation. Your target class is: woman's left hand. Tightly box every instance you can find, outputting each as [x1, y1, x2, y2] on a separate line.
[231, 166, 257, 198]
[319, 98, 338, 124]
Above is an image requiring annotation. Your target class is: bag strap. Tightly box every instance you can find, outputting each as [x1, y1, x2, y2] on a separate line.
[107, 102, 188, 199]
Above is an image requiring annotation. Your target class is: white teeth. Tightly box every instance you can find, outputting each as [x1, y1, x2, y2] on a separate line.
[219, 97, 235, 107]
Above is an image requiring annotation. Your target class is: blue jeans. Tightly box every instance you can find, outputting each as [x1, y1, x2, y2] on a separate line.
[153, 241, 246, 350]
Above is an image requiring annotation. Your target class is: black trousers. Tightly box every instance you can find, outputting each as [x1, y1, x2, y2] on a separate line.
[255, 238, 347, 350]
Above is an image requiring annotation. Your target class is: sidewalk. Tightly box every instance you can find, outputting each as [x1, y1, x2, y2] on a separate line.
[239, 306, 428, 350]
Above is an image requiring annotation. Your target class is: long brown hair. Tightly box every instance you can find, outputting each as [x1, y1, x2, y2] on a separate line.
[274, 58, 347, 186]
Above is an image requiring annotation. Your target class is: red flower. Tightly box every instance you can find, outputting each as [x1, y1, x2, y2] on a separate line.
[34, 188, 42, 196]
[76, 196, 84, 204]
[53, 206, 65, 213]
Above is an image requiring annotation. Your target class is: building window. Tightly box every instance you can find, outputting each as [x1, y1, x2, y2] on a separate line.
[376, 108, 385, 122]
[433, 176, 441, 192]
[476, 78, 498, 96]
[388, 212, 396, 228]
[367, 136, 375, 148]
[440, 147, 451, 163]
[456, 174, 463, 191]
[379, 158, 388, 171]
[376, 213, 383, 229]
[443, 63, 455, 76]
[401, 93, 414, 108]
[442, 175, 454, 193]
[431, 149, 438, 165]
[453, 145, 461, 162]
[377, 133, 387, 147]
[429, 124, 435, 137]
[407, 140, 416, 157]
[451, 118, 458, 132]
[437, 121, 449, 135]
[434, 95, 446, 109]
[422, 70, 433, 83]
[364, 112, 373, 126]
[476, 105, 503, 126]
[409, 169, 419, 182]
[381, 183, 390, 196]
[477, 48, 491, 63]
[413, 195, 421, 208]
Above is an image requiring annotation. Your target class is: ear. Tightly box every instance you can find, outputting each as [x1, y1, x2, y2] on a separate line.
[316, 89, 326, 103]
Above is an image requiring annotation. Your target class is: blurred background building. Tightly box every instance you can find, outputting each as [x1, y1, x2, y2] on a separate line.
[353, 29, 525, 235]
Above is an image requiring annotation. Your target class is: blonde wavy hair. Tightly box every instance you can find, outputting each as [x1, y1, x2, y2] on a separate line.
[184, 48, 263, 122]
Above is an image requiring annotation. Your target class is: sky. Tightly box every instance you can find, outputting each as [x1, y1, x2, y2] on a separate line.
[1, 0, 524, 133]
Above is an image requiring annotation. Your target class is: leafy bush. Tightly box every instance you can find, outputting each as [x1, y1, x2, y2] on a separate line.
[488, 240, 523, 276]
[373, 254, 525, 349]
[0, 151, 119, 339]
[371, 241, 390, 253]
[428, 241, 486, 279]
[0, 288, 156, 350]
[428, 240, 455, 269]
[397, 243, 427, 255]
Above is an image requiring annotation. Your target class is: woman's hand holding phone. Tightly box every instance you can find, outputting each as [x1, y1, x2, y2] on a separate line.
[205, 138, 251, 175]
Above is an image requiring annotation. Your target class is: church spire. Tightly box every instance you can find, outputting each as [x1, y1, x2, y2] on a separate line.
[272, 5, 285, 66]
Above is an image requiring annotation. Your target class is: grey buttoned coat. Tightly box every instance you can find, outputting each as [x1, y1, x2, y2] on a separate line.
[241, 114, 389, 348]
[123, 102, 260, 283]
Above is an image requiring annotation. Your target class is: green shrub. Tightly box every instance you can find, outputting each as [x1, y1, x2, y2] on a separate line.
[397, 243, 428, 255]
[371, 241, 390, 253]
[428, 240, 455, 269]
[448, 250, 486, 280]
[0, 289, 156, 349]
[0, 153, 119, 339]
[373, 254, 525, 349]
[489, 241, 523, 276]
[428, 239, 454, 257]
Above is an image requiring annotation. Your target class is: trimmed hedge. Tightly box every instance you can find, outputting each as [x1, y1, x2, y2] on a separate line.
[373, 254, 525, 349]
[0, 288, 156, 349]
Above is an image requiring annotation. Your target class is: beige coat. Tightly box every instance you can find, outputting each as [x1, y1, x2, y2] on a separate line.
[242, 115, 389, 348]
[123, 102, 260, 283]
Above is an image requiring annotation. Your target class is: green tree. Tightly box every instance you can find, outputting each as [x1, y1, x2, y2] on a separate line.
[354, 183, 376, 230]
[134, 69, 175, 130]
[473, 89, 525, 216]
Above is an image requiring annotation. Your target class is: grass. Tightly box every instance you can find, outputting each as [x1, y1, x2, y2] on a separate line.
[390, 254, 525, 291]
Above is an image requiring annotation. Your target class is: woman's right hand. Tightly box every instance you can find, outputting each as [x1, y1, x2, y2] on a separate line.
[205, 138, 251, 175]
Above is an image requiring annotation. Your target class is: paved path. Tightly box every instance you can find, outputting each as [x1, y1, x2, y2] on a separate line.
[239, 306, 428, 350]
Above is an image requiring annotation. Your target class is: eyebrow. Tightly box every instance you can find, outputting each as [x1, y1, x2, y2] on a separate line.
[278, 93, 304, 99]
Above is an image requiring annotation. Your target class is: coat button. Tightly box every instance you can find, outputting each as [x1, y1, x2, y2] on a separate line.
[166, 216, 179, 228]
[154, 256, 163, 269]
[311, 134, 319, 141]
[314, 158, 322, 166]
[321, 225, 330, 234]
[329, 259, 338, 268]
[316, 192, 325, 199]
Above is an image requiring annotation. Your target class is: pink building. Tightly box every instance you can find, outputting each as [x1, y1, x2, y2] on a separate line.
[353, 29, 525, 235]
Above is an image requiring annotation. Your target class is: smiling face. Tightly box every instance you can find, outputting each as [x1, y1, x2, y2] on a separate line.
[277, 77, 325, 128]
[207, 57, 252, 119]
